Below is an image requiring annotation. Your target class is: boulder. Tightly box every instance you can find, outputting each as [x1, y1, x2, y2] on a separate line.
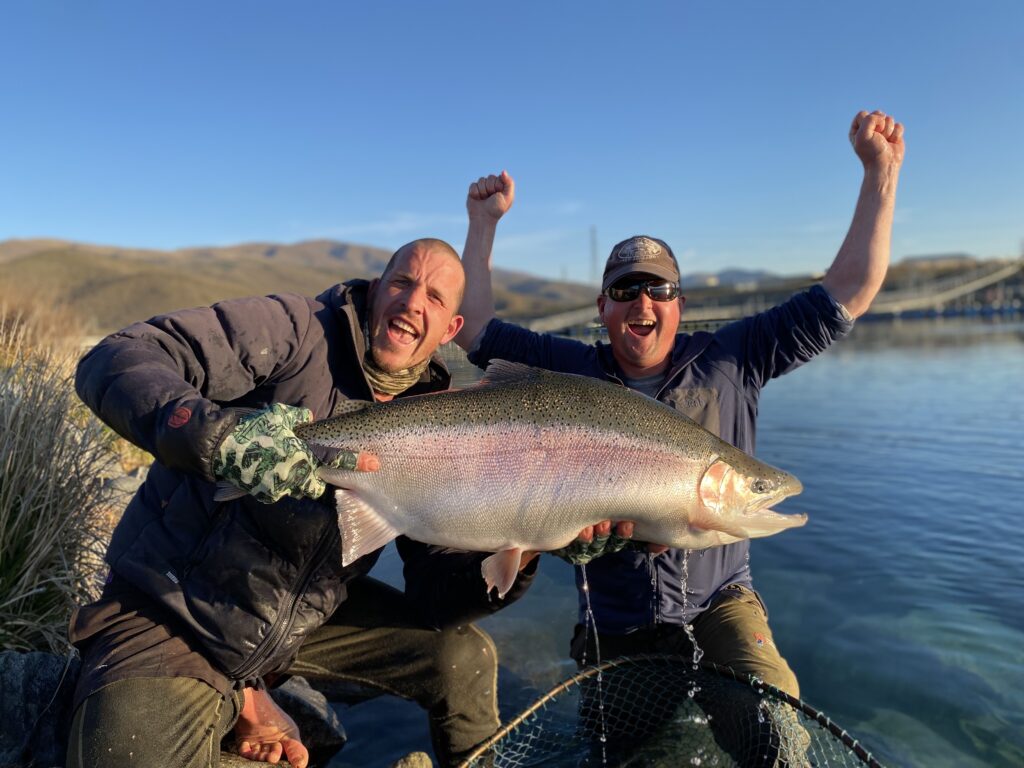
[0, 651, 80, 768]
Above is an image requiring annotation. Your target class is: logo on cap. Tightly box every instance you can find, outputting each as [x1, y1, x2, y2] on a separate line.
[611, 236, 664, 264]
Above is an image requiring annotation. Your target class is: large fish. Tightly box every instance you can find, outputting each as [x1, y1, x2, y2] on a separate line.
[298, 361, 805, 598]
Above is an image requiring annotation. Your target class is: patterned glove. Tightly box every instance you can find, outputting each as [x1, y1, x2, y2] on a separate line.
[212, 403, 358, 504]
[549, 532, 636, 565]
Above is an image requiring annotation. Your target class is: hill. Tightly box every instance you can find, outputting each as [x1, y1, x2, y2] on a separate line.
[0, 238, 597, 334]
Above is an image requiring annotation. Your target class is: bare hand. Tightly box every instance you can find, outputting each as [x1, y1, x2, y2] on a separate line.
[849, 110, 905, 171]
[467, 171, 515, 222]
[233, 688, 309, 768]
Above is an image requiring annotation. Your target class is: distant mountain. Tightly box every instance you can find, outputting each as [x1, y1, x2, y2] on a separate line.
[0, 238, 597, 334]
[6, 237, 984, 336]
[681, 268, 781, 289]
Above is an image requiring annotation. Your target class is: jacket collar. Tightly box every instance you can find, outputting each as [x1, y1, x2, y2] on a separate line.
[595, 330, 714, 387]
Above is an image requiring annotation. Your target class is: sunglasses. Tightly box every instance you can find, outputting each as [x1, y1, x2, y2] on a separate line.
[605, 278, 681, 303]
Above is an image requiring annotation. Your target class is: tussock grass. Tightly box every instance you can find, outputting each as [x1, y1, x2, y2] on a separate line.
[0, 303, 115, 653]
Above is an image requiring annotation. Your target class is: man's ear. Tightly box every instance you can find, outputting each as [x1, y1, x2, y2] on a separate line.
[596, 295, 607, 324]
[441, 314, 465, 345]
[678, 295, 687, 313]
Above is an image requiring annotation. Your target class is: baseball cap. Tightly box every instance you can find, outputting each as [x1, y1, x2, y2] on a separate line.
[601, 236, 680, 293]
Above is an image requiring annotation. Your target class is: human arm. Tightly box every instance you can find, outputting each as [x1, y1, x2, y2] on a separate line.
[821, 110, 905, 318]
[75, 294, 371, 496]
[455, 171, 515, 349]
[232, 686, 309, 768]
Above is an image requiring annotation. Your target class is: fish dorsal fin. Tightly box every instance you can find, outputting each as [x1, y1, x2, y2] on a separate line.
[478, 359, 546, 387]
[329, 398, 373, 418]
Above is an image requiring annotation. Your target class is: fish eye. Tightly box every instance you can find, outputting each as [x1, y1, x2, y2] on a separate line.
[751, 479, 771, 494]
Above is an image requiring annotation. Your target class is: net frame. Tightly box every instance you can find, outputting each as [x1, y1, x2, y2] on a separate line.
[459, 654, 885, 767]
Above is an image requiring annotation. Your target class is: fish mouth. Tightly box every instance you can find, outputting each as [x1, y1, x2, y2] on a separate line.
[743, 479, 802, 517]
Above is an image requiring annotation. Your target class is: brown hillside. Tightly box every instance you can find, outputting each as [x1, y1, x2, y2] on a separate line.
[0, 238, 597, 333]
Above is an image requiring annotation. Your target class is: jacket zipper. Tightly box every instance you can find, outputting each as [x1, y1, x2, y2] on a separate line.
[228, 523, 337, 681]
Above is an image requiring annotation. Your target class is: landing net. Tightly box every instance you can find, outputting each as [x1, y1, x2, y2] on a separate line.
[460, 654, 885, 767]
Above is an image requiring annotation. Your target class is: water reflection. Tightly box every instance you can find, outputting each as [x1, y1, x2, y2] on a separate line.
[842, 316, 1024, 350]
[335, 318, 1024, 768]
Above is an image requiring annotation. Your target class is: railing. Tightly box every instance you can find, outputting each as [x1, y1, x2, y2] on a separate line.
[525, 259, 1024, 333]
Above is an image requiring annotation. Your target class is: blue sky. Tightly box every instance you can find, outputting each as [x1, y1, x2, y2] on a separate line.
[1, 1, 1021, 282]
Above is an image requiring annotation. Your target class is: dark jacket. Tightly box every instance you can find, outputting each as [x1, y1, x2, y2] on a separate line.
[75, 280, 535, 685]
[468, 284, 853, 633]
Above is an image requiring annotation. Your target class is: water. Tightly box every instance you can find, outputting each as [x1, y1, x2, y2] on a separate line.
[331, 317, 1024, 768]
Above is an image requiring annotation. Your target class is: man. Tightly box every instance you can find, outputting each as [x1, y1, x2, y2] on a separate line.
[68, 239, 539, 768]
[456, 111, 904, 699]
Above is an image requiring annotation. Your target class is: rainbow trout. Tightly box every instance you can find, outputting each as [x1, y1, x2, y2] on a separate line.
[298, 361, 805, 597]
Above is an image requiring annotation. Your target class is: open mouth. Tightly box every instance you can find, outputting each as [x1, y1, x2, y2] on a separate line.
[744, 477, 804, 516]
[387, 317, 420, 345]
[627, 319, 656, 337]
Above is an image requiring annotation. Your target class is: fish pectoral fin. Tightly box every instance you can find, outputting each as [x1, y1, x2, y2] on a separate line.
[335, 490, 400, 567]
[481, 548, 524, 600]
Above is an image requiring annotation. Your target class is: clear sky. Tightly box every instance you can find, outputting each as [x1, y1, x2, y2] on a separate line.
[2, 1, 1021, 282]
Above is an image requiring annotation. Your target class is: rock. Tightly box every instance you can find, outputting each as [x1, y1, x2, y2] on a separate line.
[103, 465, 148, 499]
[390, 751, 434, 768]
[269, 677, 347, 766]
[0, 651, 80, 768]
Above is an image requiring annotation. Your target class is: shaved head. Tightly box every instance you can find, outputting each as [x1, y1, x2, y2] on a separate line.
[381, 238, 465, 307]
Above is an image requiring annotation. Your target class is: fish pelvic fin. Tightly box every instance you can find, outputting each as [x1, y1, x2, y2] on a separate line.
[481, 548, 524, 600]
[334, 490, 400, 567]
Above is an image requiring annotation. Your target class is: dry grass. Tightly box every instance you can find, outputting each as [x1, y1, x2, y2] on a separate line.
[0, 301, 122, 653]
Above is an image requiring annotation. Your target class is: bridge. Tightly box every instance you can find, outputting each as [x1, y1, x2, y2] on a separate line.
[524, 258, 1024, 334]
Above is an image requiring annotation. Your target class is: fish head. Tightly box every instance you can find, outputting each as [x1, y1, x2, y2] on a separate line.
[697, 454, 805, 538]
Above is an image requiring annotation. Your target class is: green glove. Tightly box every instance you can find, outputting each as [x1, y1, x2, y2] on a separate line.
[212, 403, 358, 504]
[550, 532, 636, 565]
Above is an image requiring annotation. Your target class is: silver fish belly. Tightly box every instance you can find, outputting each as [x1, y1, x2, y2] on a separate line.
[298, 360, 805, 597]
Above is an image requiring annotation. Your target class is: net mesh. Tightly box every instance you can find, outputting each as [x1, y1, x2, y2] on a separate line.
[460, 655, 884, 768]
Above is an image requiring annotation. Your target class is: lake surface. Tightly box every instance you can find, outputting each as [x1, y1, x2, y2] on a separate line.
[332, 317, 1024, 768]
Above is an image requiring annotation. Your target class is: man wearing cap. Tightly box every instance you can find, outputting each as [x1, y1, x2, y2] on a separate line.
[455, 110, 904, 700]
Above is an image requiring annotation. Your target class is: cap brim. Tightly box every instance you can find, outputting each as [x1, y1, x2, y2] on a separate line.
[602, 263, 680, 292]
